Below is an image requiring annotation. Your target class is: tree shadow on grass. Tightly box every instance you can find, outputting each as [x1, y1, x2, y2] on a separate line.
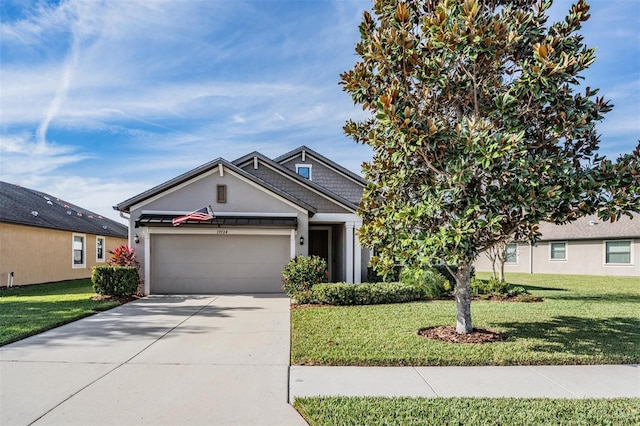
[516, 285, 569, 292]
[496, 316, 640, 361]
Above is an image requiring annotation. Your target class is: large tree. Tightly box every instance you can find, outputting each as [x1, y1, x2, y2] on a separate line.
[341, 0, 639, 333]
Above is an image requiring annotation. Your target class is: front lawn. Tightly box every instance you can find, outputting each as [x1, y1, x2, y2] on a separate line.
[291, 273, 640, 366]
[294, 396, 640, 426]
[0, 279, 121, 346]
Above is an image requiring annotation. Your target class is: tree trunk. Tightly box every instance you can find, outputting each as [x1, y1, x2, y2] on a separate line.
[454, 263, 473, 334]
[499, 260, 505, 282]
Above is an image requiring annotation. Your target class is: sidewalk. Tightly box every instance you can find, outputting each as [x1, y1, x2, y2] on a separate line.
[289, 364, 640, 402]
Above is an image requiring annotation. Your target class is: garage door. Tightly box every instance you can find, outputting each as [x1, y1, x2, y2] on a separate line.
[151, 234, 290, 294]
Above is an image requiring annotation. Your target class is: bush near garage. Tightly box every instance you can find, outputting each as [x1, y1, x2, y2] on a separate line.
[92, 266, 139, 297]
[282, 255, 329, 297]
[293, 282, 421, 306]
[108, 245, 142, 292]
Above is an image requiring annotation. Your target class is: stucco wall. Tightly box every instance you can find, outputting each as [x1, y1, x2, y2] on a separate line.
[475, 239, 640, 276]
[128, 167, 310, 276]
[0, 222, 127, 286]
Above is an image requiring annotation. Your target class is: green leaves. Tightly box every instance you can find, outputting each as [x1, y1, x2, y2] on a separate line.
[342, 0, 637, 284]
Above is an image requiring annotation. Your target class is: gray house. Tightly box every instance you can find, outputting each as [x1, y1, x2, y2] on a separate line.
[115, 146, 369, 294]
[475, 215, 639, 277]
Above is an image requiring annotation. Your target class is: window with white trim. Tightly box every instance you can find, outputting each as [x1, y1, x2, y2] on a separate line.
[550, 242, 566, 261]
[504, 243, 518, 264]
[605, 241, 631, 265]
[296, 164, 312, 180]
[96, 236, 106, 262]
[72, 234, 86, 268]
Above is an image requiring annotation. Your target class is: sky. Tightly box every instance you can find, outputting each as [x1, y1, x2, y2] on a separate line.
[1, 0, 638, 224]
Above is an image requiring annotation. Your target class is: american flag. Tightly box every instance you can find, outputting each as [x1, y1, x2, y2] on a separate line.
[172, 206, 215, 226]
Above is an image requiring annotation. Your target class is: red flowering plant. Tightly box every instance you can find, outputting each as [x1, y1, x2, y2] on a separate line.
[281, 255, 328, 297]
[108, 245, 142, 292]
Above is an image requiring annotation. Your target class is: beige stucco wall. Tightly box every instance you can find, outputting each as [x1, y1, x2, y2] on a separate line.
[0, 222, 127, 286]
[475, 239, 640, 277]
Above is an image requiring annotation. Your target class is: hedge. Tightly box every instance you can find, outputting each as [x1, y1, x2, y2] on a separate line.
[92, 266, 138, 297]
[293, 282, 421, 306]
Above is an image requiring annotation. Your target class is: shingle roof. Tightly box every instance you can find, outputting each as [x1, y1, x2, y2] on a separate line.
[232, 151, 360, 212]
[274, 145, 368, 186]
[537, 214, 640, 241]
[114, 158, 317, 214]
[0, 181, 128, 238]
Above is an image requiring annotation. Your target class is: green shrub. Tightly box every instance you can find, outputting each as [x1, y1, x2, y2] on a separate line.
[470, 277, 530, 298]
[298, 282, 420, 306]
[92, 266, 138, 297]
[292, 290, 315, 305]
[282, 256, 328, 297]
[400, 267, 451, 299]
[107, 245, 142, 291]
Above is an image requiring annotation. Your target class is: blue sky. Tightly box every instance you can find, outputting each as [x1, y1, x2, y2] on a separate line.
[1, 0, 638, 223]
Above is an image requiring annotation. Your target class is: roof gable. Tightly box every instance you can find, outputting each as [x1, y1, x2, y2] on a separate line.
[115, 158, 316, 214]
[274, 145, 367, 186]
[0, 181, 128, 238]
[233, 151, 359, 213]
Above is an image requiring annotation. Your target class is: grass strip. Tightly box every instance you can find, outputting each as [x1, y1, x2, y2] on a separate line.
[0, 279, 120, 346]
[294, 396, 640, 426]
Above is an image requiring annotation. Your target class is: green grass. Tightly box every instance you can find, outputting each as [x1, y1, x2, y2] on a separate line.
[294, 397, 640, 426]
[291, 273, 640, 366]
[0, 279, 121, 346]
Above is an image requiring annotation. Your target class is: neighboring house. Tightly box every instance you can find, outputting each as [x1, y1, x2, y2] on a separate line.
[115, 146, 369, 295]
[475, 215, 640, 277]
[0, 181, 129, 286]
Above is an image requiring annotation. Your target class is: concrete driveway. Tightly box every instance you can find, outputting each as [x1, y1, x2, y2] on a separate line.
[0, 295, 307, 426]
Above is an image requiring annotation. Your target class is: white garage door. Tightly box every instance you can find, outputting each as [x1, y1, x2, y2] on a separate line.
[151, 233, 290, 294]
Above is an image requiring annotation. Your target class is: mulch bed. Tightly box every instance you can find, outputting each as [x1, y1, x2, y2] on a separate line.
[92, 294, 141, 304]
[418, 326, 507, 343]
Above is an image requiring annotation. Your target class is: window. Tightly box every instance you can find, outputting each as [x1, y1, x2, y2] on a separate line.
[605, 241, 631, 264]
[504, 243, 518, 264]
[72, 234, 85, 268]
[550, 242, 566, 261]
[217, 185, 227, 203]
[296, 164, 312, 180]
[96, 236, 106, 262]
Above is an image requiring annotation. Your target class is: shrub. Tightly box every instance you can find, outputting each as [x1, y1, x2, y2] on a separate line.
[470, 278, 531, 299]
[295, 282, 420, 306]
[92, 266, 138, 297]
[108, 245, 139, 267]
[282, 255, 328, 297]
[108, 245, 142, 292]
[400, 267, 451, 299]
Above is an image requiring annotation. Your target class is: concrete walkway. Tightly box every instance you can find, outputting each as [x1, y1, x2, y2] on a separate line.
[290, 364, 640, 401]
[0, 295, 306, 426]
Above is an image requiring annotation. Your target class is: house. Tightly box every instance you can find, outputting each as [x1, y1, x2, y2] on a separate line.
[0, 181, 129, 286]
[114, 146, 369, 294]
[474, 215, 640, 276]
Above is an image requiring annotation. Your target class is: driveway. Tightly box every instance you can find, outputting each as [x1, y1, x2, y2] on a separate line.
[0, 295, 306, 426]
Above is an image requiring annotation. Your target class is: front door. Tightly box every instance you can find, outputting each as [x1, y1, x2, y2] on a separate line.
[309, 228, 332, 281]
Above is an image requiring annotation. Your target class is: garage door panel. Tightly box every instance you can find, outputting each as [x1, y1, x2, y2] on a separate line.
[151, 234, 290, 294]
